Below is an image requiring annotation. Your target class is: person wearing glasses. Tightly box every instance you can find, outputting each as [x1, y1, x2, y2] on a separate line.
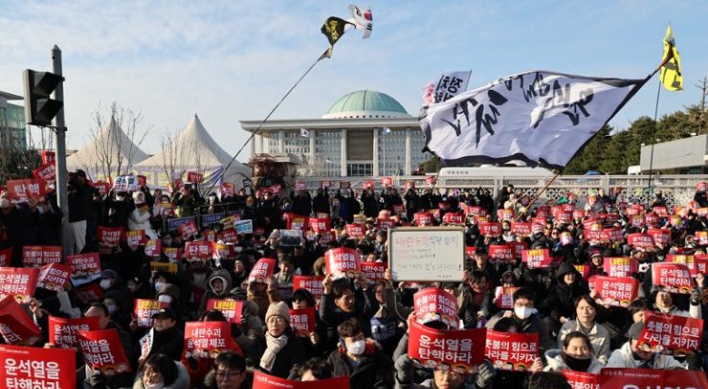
[133, 353, 190, 389]
[198, 351, 252, 389]
[252, 301, 307, 378]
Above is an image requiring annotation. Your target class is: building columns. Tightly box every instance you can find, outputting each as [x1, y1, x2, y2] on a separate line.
[340, 128, 347, 176]
[372, 128, 379, 176]
[309, 134, 316, 173]
[278, 129, 285, 153]
[405, 128, 412, 175]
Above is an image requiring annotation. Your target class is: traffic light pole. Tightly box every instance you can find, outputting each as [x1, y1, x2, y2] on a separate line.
[52, 45, 71, 256]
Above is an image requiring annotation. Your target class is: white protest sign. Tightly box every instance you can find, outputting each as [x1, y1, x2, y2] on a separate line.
[388, 227, 465, 282]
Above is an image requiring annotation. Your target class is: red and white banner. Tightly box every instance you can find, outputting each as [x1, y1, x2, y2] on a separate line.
[478, 222, 501, 237]
[562, 370, 599, 389]
[41, 150, 55, 164]
[696, 230, 708, 246]
[187, 171, 204, 184]
[381, 177, 393, 187]
[93, 181, 110, 196]
[0, 296, 42, 345]
[37, 263, 71, 292]
[162, 247, 182, 262]
[488, 244, 514, 264]
[637, 311, 703, 355]
[599, 368, 708, 389]
[66, 253, 101, 279]
[647, 229, 671, 247]
[309, 218, 330, 234]
[292, 276, 325, 304]
[77, 329, 131, 375]
[253, 370, 349, 389]
[206, 299, 242, 324]
[71, 283, 104, 304]
[493, 286, 520, 309]
[248, 258, 277, 284]
[289, 308, 316, 336]
[443, 212, 464, 225]
[0, 248, 11, 267]
[414, 212, 435, 226]
[21, 246, 62, 268]
[408, 319, 486, 371]
[123, 230, 146, 247]
[48, 316, 100, 348]
[360, 262, 387, 282]
[588, 275, 639, 307]
[522, 249, 553, 269]
[32, 162, 56, 182]
[0, 267, 39, 303]
[602, 257, 638, 278]
[485, 330, 539, 371]
[377, 218, 395, 230]
[666, 254, 703, 278]
[627, 233, 654, 249]
[98, 226, 123, 246]
[5, 179, 45, 201]
[0, 344, 76, 389]
[183, 321, 235, 360]
[284, 213, 309, 231]
[510, 222, 531, 237]
[133, 299, 168, 328]
[345, 224, 365, 239]
[413, 288, 459, 329]
[325, 248, 360, 278]
[178, 219, 199, 238]
[651, 262, 693, 294]
[184, 241, 213, 260]
[144, 239, 162, 258]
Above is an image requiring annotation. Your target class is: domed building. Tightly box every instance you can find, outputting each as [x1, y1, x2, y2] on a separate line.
[240, 90, 426, 177]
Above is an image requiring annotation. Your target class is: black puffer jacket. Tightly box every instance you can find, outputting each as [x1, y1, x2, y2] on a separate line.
[537, 261, 589, 322]
[327, 341, 394, 389]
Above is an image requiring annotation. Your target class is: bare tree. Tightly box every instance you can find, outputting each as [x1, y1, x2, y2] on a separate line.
[159, 129, 188, 192]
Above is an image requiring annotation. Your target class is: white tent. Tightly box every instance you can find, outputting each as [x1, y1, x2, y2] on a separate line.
[134, 114, 251, 190]
[66, 116, 149, 180]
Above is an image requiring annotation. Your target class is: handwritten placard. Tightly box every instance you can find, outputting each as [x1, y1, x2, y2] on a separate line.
[389, 227, 464, 281]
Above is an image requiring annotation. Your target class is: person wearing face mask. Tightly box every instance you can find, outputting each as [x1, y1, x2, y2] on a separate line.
[133, 353, 190, 389]
[487, 288, 554, 356]
[102, 292, 132, 332]
[606, 321, 686, 369]
[327, 318, 393, 389]
[545, 331, 603, 373]
[99, 269, 133, 308]
[253, 301, 306, 378]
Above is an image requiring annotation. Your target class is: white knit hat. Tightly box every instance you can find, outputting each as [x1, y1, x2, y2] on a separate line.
[265, 301, 290, 322]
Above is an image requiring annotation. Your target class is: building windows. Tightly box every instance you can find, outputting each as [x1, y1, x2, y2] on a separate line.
[347, 162, 372, 176]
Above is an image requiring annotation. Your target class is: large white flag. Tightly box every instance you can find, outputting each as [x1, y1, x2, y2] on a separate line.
[432, 71, 472, 104]
[419, 70, 649, 169]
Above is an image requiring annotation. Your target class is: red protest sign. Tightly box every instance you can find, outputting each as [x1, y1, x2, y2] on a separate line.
[183, 321, 235, 360]
[493, 286, 520, 309]
[413, 288, 459, 329]
[488, 244, 514, 264]
[0, 296, 42, 345]
[462, 206, 486, 217]
[293, 276, 324, 304]
[308, 217, 330, 233]
[652, 205, 668, 218]
[37, 263, 71, 292]
[360, 262, 387, 282]
[144, 239, 162, 258]
[696, 230, 708, 246]
[573, 264, 591, 281]
[98, 226, 123, 246]
[562, 371, 599, 389]
[588, 275, 639, 307]
[21, 245, 62, 268]
[220, 182, 235, 197]
[289, 307, 316, 336]
[67, 252, 101, 279]
[0, 267, 40, 303]
[522, 249, 553, 269]
[510, 222, 531, 237]
[283, 213, 309, 231]
[185, 241, 213, 260]
[484, 330, 539, 371]
[652, 262, 693, 294]
[647, 228, 671, 247]
[443, 212, 464, 225]
[627, 233, 654, 249]
[0, 344, 76, 389]
[414, 212, 435, 226]
[162, 247, 182, 262]
[602, 257, 638, 278]
[376, 218, 395, 230]
[0, 248, 11, 267]
[496, 208, 515, 222]
[345, 224, 365, 239]
[253, 370, 349, 389]
[248, 258, 277, 284]
[133, 299, 168, 328]
[48, 315, 100, 348]
[478, 222, 501, 237]
[41, 150, 55, 164]
[32, 162, 56, 182]
[604, 227, 624, 243]
[381, 176, 393, 187]
[93, 181, 110, 196]
[206, 299, 243, 324]
[324, 248, 360, 278]
[187, 171, 204, 184]
[178, 219, 199, 239]
[5, 179, 45, 201]
[77, 329, 131, 375]
[408, 319, 486, 371]
[637, 311, 703, 355]
[600, 368, 708, 389]
[122, 230, 147, 247]
[695, 253, 708, 275]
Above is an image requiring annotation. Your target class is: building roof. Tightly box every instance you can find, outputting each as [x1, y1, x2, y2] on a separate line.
[322, 90, 410, 119]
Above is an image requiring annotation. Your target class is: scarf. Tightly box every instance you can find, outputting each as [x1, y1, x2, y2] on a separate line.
[260, 333, 289, 373]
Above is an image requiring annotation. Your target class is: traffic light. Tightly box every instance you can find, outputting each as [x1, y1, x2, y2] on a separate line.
[23, 69, 64, 127]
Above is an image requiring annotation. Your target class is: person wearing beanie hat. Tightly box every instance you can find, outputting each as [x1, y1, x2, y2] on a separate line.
[254, 301, 306, 378]
[606, 321, 686, 369]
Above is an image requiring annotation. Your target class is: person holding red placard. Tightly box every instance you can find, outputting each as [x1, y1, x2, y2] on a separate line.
[319, 273, 377, 346]
[544, 331, 603, 374]
[651, 287, 702, 319]
[487, 288, 554, 355]
[607, 321, 686, 369]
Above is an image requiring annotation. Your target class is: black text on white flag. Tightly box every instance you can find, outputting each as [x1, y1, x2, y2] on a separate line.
[419, 70, 648, 169]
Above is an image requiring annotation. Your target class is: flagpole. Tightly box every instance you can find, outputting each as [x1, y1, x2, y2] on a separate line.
[204, 50, 328, 197]
[516, 169, 562, 221]
[646, 78, 662, 206]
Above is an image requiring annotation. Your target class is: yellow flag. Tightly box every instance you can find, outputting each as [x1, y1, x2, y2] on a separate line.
[660, 24, 683, 91]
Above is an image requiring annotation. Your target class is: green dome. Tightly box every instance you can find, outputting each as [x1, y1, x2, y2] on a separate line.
[322, 90, 410, 119]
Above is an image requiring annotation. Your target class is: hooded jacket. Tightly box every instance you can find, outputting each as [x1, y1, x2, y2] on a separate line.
[537, 262, 589, 322]
[198, 269, 233, 314]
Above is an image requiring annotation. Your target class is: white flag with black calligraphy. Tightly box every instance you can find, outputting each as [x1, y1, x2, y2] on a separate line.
[433, 70, 472, 103]
[419, 70, 649, 169]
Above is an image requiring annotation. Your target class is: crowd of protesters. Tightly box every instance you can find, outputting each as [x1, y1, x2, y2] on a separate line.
[1, 169, 707, 389]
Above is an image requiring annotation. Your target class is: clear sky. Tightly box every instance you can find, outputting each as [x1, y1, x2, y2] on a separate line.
[1, 1, 706, 163]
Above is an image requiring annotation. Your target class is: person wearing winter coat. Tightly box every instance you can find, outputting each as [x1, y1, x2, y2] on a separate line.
[537, 262, 590, 338]
[198, 351, 253, 389]
[252, 301, 307, 378]
[198, 269, 234, 314]
[544, 331, 603, 374]
[394, 354, 496, 389]
[327, 318, 394, 389]
[652, 287, 702, 319]
[129, 191, 158, 240]
[606, 321, 686, 369]
[486, 288, 554, 355]
[557, 295, 611, 365]
[133, 353, 190, 389]
[138, 307, 185, 363]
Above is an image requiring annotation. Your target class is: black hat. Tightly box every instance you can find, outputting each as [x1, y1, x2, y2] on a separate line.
[151, 307, 176, 320]
[627, 321, 644, 340]
[74, 169, 87, 178]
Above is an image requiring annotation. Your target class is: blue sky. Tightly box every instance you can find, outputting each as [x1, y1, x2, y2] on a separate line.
[1, 1, 706, 163]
